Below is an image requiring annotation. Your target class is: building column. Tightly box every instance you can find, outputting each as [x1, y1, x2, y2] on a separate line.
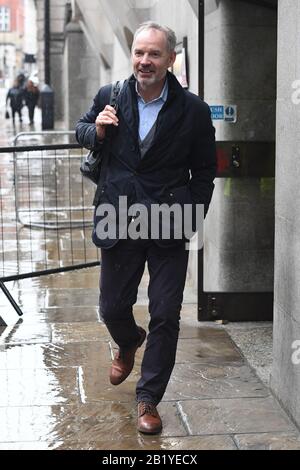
[203, 0, 277, 303]
[63, 21, 100, 130]
[271, 0, 300, 428]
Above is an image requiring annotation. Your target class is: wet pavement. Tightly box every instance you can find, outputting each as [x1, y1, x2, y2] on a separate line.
[1, 90, 300, 450]
[1, 286, 300, 450]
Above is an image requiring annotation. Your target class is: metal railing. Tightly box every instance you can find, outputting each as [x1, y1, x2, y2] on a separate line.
[0, 140, 100, 320]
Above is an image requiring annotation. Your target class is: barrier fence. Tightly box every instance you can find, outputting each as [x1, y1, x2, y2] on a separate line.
[0, 140, 100, 319]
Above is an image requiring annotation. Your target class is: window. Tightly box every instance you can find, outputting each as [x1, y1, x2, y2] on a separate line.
[0, 6, 11, 32]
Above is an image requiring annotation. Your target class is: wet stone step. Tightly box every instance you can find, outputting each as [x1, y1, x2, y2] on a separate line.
[163, 363, 269, 401]
[176, 335, 243, 364]
[233, 432, 300, 450]
[178, 397, 296, 435]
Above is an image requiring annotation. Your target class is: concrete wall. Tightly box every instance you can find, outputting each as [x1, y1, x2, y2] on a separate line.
[205, 0, 277, 142]
[35, 0, 45, 84]
[203, 0, 277, 293]
[109, 37, 131, 83]
[64, 21, 100, 130]
[49, 0, 66, 121]
[271, 0, 300, 428]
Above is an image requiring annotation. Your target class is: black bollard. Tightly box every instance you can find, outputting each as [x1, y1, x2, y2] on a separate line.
[41, 84, 54, 130]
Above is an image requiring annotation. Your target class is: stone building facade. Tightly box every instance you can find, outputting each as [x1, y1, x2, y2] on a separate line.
[0, 0, 24, 84]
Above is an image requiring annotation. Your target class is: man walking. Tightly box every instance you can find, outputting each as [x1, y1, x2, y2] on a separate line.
[24, 77, 40, 125]
[6, 79, 24, 125]
[76, 22, 216, 434]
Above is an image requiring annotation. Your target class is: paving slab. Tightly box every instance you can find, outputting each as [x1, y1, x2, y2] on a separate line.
[0, 322, 51, 345]
[18, 307, 100, 324]
[176, 334, 243, 364]
[51, 321, 109, 344]
[179, 397, 297, 435]
[163, 363, 269, 401]
[0, 367, 79, 406]
[233, 432, 300, 450]
[0, 341, 112, 370]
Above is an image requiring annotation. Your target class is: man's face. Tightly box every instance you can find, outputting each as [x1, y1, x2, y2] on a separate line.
[132, 29, 176, 88]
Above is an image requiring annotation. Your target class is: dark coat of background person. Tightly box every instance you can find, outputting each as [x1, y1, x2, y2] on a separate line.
[6, 86, 24, 112]
[6, 84, 24, 123]
[24, 80, 40, 124]
[76, 71, 217, 248]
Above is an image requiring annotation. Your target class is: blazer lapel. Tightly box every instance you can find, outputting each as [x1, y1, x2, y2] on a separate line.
[118, 77, 139, 145]
[152, 93, 185, 147]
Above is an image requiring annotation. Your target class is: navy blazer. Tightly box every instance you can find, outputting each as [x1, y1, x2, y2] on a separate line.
[76, 71, 217, 248]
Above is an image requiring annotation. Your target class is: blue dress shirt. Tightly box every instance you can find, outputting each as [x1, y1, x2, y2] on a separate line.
[136, 79, 168, 141]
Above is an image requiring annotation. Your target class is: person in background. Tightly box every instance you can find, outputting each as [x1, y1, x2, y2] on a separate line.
[17, 71, 26, 89]
[24, 77, 40, 125]
[6, 79, 24, 125]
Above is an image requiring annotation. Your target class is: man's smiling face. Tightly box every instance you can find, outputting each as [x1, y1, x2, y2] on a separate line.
[132, 28, 176, 89]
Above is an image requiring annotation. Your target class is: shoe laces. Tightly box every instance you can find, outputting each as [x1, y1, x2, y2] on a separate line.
[139, 402, 157, 417]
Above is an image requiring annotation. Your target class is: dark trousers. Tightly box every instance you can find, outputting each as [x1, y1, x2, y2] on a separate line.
[100, 238, 189, 405]
[11, 108, 22, 123]
[28, 105, 35, 123]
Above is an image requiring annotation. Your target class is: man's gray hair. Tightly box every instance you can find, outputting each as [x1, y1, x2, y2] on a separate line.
[133, 21, 177, 52]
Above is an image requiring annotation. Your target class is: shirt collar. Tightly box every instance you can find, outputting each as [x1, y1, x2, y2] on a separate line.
[135, 78, 168, 104]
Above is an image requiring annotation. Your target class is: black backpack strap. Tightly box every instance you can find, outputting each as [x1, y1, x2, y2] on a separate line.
[97, 79, 126, 112]
[109, 80, 125, 110]
[97, 84, 113, 112]
[93, 80, 126, 206]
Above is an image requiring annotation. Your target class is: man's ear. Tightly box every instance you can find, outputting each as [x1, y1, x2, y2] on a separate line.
[169, 51, 177, 68]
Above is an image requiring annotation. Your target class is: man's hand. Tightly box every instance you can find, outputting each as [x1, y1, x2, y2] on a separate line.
[96, 105, 119, 141]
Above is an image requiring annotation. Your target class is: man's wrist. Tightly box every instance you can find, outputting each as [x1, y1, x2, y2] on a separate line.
[94, 127, 105, 147]
[96, 123, 106, 141]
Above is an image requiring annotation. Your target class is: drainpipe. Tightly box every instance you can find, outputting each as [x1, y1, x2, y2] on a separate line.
[44, 0, 50, 85]
[41, 0, 54, 129]
[198, 0, 205, 99]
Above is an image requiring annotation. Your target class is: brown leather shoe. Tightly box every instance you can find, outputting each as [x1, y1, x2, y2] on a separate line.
[137, 402, 162, 434]
[109, 326, 146, 386]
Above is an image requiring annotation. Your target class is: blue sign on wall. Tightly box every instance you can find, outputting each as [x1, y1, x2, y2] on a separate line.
[210, 105, 237, 123]
[210, 105, 224, 120]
